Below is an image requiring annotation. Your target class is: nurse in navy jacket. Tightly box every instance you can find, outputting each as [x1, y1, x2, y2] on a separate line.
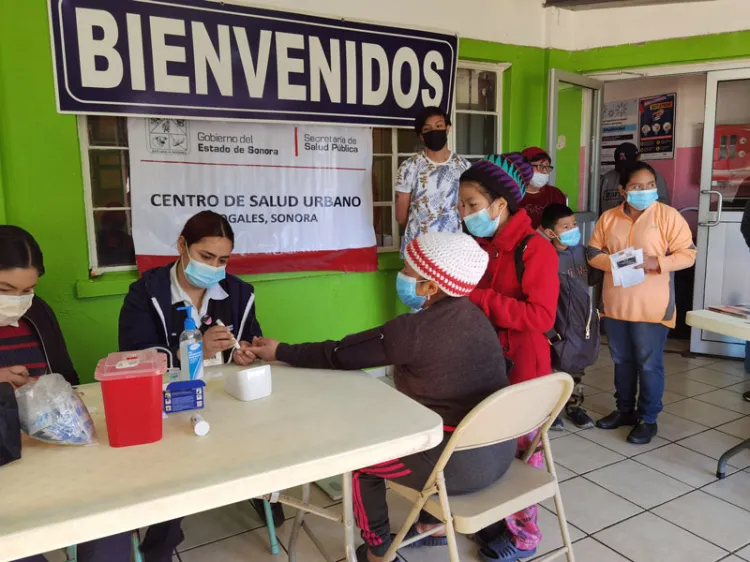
[118, 210, 276, 562]
[119, 210, 262, 366]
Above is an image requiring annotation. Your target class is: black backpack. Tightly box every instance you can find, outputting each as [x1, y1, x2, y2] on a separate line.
[514, 235, 600, 374]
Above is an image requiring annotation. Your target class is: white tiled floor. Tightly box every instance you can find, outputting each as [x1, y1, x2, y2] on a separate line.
[44, 346, 750, 562]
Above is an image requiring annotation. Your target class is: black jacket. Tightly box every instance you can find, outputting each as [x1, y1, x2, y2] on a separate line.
[20, 297, 78, 386]
[118, 264, 262, 365]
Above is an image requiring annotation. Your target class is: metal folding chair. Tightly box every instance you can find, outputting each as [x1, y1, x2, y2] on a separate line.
[384, 372, 576, 562]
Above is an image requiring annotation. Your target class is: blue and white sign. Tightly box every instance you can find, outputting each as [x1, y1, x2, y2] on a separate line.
[48, 0, 458, 126]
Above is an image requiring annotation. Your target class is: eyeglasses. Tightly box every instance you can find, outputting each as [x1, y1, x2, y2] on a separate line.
[533, 164, 554, 173]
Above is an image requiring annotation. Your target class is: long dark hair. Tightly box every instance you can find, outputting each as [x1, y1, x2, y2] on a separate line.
[180, 211, 234, 247]
[0, 225, 45, 275]
[619, 161, 657, 188]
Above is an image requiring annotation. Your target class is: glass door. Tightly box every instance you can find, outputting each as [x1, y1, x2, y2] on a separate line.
[547, 70, 604, 244]
[692, 68, 750, 357]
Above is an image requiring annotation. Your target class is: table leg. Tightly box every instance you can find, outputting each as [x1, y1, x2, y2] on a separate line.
[287, 483, 310, 562]
[717, 438, 750, 479]
[342, 472, 357, 562]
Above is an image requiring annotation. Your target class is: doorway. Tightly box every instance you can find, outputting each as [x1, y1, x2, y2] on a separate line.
[566, 61, 750, 358]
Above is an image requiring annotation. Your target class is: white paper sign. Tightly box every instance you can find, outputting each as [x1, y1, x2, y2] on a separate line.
[128, 118, 376, 273]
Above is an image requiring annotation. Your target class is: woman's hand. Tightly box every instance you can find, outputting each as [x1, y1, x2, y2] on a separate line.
[202, 325, 236, 358]
[637, 255, 661, 274]
[0, 365, 30, 388]
[248, 337, 281, 362]
[233, 341, 257, 366]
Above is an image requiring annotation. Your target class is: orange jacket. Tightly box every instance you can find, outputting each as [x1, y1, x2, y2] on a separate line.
[587, 202, 696, 328]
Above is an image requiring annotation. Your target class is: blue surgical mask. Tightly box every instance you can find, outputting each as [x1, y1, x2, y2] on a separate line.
[627, 189, 658, 211]
[182, 253, 226, 289]
[396, 273, 427, 310]
[558, 226, 582, 247]
[464, 208, 500, 238]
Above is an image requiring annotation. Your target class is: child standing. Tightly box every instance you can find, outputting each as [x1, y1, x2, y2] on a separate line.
[541, 204, 601, 429]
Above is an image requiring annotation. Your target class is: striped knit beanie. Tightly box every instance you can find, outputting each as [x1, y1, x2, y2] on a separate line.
[404, 232, 489, 297]
[460, 152, 534, 211]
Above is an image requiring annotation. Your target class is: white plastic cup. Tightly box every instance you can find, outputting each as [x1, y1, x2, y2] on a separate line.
[224, 365, 273, 402]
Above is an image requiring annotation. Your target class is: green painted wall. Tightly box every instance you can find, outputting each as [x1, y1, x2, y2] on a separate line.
[554, 30, 750, 74]
[458, 40, 553, 153]
[3, 0, 750, 383]
[0, 3, 551, 382]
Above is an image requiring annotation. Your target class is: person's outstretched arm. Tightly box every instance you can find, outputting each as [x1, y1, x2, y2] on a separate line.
[251, 315, 416, 371]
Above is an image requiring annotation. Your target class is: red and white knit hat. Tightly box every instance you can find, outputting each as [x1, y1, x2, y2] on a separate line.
[404, 232, 489, 297]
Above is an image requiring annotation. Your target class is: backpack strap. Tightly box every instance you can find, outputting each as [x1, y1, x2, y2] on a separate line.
[514, 234, 561, 345]
[514, 234, 536, 287]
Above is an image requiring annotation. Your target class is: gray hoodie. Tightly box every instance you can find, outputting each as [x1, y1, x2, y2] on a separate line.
[551, 243, 600, 374]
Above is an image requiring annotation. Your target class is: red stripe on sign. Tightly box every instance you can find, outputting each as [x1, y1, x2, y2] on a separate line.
[294, 127, 299, 157]
[136, 247, 378, 276]
[140, 160, 365, 172]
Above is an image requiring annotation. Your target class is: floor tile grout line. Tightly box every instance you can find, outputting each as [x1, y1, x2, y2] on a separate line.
[631, 441, 746, 480]
[580, 534, 638, 562]
[178, 525, 268, 554]
[696, 472, 750, 514]
[661, 401, 747, 428]
[646, 508, 736, 556]
[579, 471, 695, 513]
[566, 425, 675, 459]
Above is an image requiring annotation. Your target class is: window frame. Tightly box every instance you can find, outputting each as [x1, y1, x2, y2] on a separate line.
[78, 116, 137, 276]
[373, 128, 402, 254]
[79, 62, 509, 272]
[451, 61, 509, 158]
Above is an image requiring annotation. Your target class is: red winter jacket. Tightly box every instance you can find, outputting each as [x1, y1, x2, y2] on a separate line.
[469, 209, 560, 384]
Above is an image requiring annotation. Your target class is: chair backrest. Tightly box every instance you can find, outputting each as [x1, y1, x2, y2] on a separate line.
[450, 372, 574, 452]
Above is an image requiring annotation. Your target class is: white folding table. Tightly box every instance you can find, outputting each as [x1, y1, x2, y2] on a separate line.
[686, 309, 750, 478]
[0, 364, 443, 561]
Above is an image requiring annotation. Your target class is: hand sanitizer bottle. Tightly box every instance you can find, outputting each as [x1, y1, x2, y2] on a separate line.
[178, 306, 204, 381]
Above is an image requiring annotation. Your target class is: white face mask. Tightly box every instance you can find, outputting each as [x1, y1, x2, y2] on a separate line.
[0, 293, 34, 327]
[530, 172, 550, 189]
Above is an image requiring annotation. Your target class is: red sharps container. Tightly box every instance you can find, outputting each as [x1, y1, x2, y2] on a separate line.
[95, 350, 168, 447]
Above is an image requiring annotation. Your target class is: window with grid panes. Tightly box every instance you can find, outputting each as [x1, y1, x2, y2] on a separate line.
[371, 128, 424, 253]
[79, 116, 136, 273]
[454, 64, 503, 163]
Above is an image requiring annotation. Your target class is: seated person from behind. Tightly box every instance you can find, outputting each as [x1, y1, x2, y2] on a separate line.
[250, 232, 517, 562]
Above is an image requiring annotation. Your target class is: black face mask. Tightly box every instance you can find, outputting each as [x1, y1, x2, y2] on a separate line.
[422, 129, 448, 151]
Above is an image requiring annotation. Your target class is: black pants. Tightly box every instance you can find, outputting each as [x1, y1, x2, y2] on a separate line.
[354, 433, 516, 556]
[16, 532, 131, 562]
[139, 520, 184, 562]
[139, 501, 285, 562]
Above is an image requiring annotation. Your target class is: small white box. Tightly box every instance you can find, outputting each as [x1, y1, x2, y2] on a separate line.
[224, 365, 272, 402]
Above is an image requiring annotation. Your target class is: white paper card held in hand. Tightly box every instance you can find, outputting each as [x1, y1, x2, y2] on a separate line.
[610, 247, 646, 288]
